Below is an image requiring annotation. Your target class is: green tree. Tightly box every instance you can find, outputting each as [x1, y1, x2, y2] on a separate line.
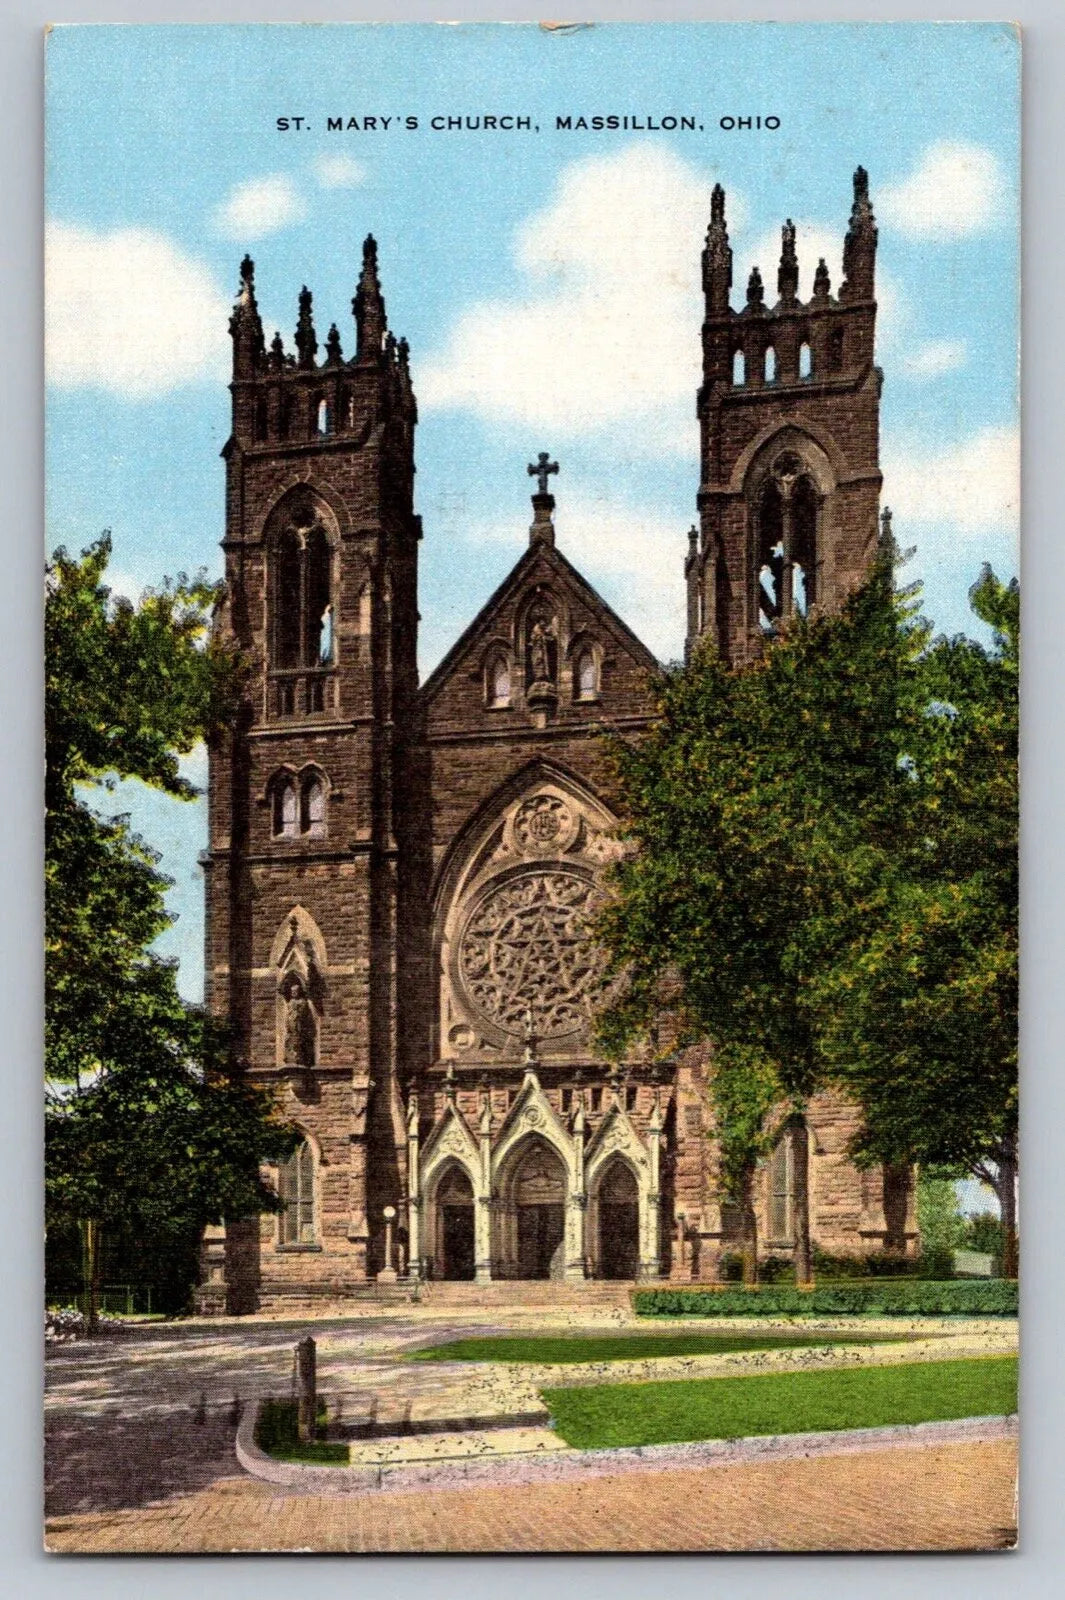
[597, 554, 927, 1285]
[45, 536, 295, 1325]
[812, 568, 1018, 1274]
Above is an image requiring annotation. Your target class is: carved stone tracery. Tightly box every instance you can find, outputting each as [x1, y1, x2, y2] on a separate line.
[458, 868, 606, 1040]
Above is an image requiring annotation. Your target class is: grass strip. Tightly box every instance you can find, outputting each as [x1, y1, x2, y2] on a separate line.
[410, 1330, 914, 1364]
[542, 1355, 1017, 1450]
[255, 1398, 349, 1465]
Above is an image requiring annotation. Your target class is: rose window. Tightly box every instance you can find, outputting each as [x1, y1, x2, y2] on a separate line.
[458, 868, 606, 1038]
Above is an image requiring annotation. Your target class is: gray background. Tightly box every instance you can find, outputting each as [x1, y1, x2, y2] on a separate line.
[3, 1, 1058, 1593]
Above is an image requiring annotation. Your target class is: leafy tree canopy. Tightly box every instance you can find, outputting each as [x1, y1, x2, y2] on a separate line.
[45, 538, 293, 1304]
[596, 553, 1017, 1271]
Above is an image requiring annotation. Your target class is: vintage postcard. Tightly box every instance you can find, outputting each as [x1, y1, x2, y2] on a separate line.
[44, 22, 1019, 1554]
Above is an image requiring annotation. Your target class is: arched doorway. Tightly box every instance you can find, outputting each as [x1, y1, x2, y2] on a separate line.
[504, 1140, 567, 1280]
[597, 1159, 640, 1280]
[434, 1164, 475, 1281]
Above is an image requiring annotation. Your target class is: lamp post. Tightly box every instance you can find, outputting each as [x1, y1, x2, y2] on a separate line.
[378, 1205, 398, 1283]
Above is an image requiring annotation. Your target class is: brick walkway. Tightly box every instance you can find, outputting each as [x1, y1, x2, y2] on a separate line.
[46, 1438, 1016, 1553]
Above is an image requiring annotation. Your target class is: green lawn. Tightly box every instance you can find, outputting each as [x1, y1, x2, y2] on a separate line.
[543, 1355, 1018, 1450]
[409, 1330, 913, 1365]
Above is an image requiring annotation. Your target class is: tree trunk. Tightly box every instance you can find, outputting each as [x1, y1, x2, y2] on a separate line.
[792, 1122, 813, 1287]
[81, 1218, 101, 1335]
[995, 1138, 1019, 1279]
[740, 1165, 759, 1286]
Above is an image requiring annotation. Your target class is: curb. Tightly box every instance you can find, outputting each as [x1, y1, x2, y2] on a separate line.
[236, 1401, 1017, 1498]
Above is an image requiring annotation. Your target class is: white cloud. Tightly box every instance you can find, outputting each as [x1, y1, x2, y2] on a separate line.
[312, 153, 367, 189]
[879, 142, 1006, 240]
[46, 221, 230, 397]
[419, 143, 740, 452]
[900, 339, 967, 380]
[213, 173, 307, 240]
[882, 426, 1019, 538]
[465, 487, 687, 662]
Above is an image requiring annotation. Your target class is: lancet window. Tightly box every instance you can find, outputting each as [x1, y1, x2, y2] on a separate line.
[278, 1139, 317, 1246]
[753, 452, 820, 633]
[270, 496, 336, 701]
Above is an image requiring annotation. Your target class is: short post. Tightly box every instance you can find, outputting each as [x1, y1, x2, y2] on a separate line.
[296, 1335, 317, 1443]
[377, 1205, 398, 1283]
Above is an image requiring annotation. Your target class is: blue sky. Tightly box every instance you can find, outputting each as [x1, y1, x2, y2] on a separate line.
[45, 22, 1020, 999]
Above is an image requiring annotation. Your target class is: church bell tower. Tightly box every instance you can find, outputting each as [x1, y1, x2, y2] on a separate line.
[688, 168, 883, 664]
[202, 237, 424, 1306]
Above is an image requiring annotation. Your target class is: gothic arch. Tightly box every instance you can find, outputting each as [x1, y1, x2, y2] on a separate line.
[432, 763, 620, 1060]
[256, 475, 351, 543]
[728, 419, 843, 499]
[269, 904, 328, 973]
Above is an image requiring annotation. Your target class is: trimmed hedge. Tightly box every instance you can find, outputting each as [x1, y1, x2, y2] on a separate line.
[634, 1279, 1018, 1318]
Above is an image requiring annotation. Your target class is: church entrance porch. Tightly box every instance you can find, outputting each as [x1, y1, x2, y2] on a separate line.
[597, 1159, 640, 1280]
[433, 1164, 477, 1281]
[495, 1138, 569, 1280]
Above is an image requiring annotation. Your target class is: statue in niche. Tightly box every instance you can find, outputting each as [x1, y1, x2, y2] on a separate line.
[281, 971, 317, 1067]
[527, 613, 557, 686]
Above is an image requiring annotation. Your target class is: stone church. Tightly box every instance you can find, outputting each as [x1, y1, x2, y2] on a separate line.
[199, 168, 916, 1313]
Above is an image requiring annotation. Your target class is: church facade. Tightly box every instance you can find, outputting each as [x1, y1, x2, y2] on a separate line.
[199, 169, 916, 1314]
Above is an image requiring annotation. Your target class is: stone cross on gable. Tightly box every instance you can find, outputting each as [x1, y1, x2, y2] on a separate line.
[527, 452, 559, 496]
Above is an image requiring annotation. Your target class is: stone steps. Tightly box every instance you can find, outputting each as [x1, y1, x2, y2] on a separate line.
[417, 1279, 636, 1309]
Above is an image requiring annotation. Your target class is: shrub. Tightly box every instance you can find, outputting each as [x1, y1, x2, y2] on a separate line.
[758, 1255, 795, 1284]
[965, 1212, 1005, 1257]
[634, 1279, 1017, 1318]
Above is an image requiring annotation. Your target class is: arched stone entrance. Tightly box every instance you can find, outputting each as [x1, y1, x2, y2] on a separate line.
[495, 1137, 568, 1279]
[596, 1158, 640, 1280]
[432, 1162, 476, 1281]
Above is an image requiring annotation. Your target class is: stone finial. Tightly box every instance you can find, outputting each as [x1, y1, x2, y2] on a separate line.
[295, 286, 317, 369]
[778, 219, 799, 304]
[842, 164, 877, 301]
[746, 265, 765, 309]
[813, 258, 831, 301]
[229, 254, 264, 370]
[325, 323, 343, 365]
[353, 233, 388, 358]
[703, 182, 732, 313]
[268, 330, 285, 369]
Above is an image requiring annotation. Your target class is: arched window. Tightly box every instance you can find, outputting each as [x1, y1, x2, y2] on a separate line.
[792, 476, 819, 615]
[276, 530, 302, 669]
[799, 341, 812, 380]
[271, 501, 335, 675]
[574, 648, 598, 701]
[486, 654, 511, 708]
[756, 480, 785, 631]
[278, 1139, 316, 1245]
[273, 778, 299, 838]
[768, 1132, 794, 1244]
[280, 390, 297, 439]
[764, 345, 777, 384]
[732, 348, 746, 386]
[316, 397, 331, 435]
[302, 775, 325, 837]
